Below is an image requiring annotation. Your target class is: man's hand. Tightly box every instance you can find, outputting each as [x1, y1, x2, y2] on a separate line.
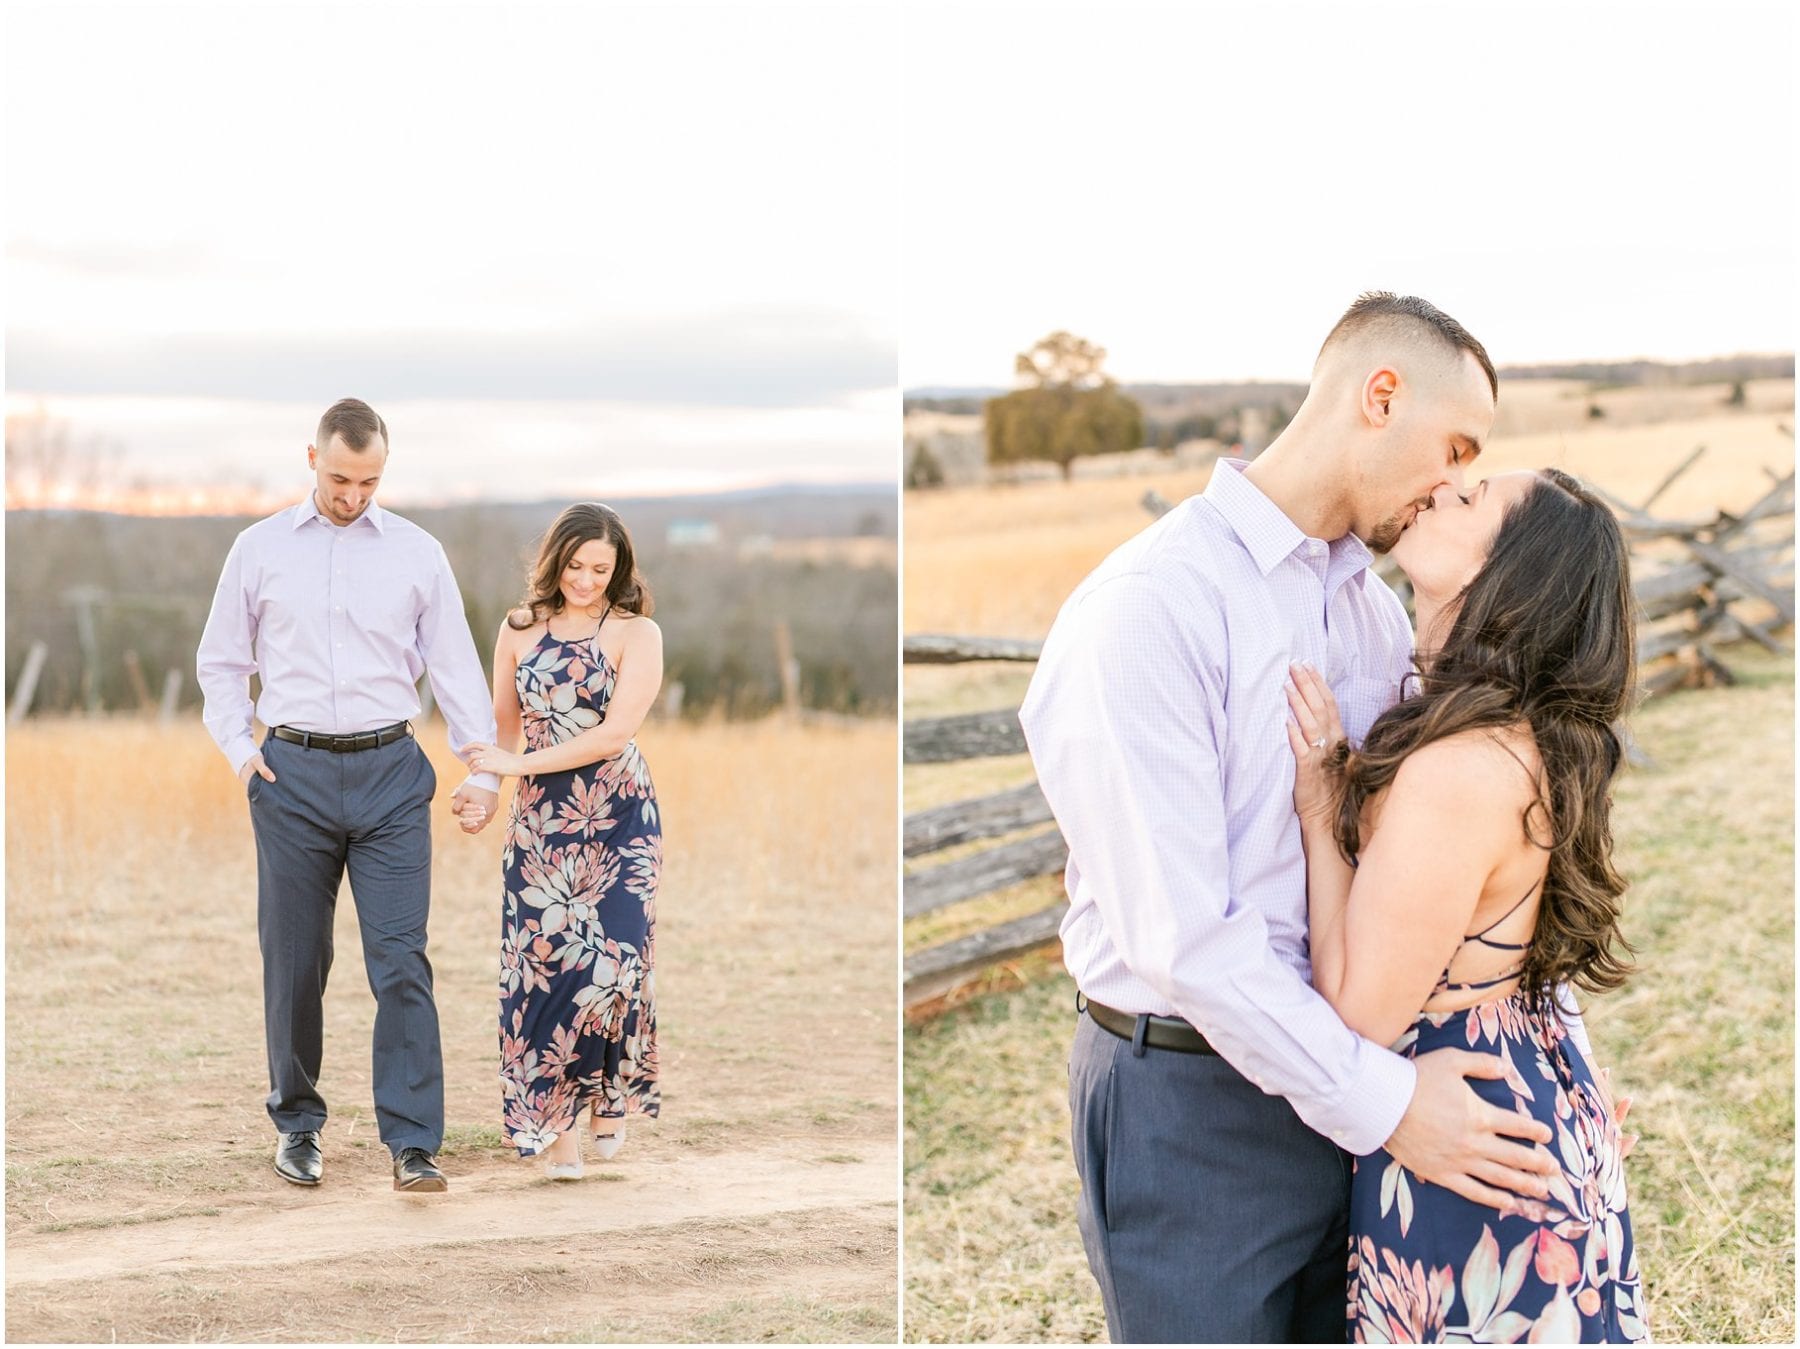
[451, 780, 500, 835]
[1384, 1048, 1559, 1219]
[238, 752, 276, 788]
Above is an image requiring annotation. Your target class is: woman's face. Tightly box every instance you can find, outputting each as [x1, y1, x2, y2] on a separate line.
[559, 536, 617, 612]
[1387, 469, 1539, 596]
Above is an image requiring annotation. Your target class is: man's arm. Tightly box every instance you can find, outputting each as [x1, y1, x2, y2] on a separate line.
[416, 542, 501, 796]
[1021, 575, 1417, 1155]
[196, 533, 262, 777]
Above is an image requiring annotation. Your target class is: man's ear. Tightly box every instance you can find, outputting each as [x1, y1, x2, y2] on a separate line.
[306, 443, 318, 470]
[1362, 367, 1399, 427]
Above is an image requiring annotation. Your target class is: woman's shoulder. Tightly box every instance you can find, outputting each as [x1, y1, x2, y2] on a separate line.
[1392, 724, 1542, 808]
[609, 609, 661, 641]
[499, 607, 549, 644]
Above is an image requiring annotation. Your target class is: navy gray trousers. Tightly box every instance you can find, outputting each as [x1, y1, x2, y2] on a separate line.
[1068, 1010, 1353, 1343]
[246, 732, 442, 1157]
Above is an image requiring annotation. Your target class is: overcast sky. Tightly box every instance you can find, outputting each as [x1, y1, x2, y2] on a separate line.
[5, 1, 898, 502]
[901, 2, 1796, 389]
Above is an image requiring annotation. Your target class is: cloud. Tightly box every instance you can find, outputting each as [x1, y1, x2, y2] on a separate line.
[6, 307, 896, 409]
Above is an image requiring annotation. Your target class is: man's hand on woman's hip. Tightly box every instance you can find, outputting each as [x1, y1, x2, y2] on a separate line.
[1384, 1047, 1559, 1219]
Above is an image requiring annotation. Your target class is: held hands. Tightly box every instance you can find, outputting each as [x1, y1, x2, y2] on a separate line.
[1386, 1048, 1560, 1220]
[450, 779, 500, 835]
[464, 742, 526, 778]
[239, 752, 276, 788]
[1283, 661, 1344, 823]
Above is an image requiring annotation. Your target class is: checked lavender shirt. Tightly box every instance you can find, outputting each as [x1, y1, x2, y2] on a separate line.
[1022, 459, 1588, 1156]
[197, 495, 500, 793]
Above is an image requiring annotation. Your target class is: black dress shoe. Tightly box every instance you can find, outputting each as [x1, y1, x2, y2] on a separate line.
[393, 1147, 447, 1192]
[274, 1130, 323, 1186]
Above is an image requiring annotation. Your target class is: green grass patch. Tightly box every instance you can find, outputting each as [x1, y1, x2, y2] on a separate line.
[905, 646, 1795, 1343]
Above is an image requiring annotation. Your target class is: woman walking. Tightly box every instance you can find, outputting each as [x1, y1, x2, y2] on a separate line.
[466, 502, 663, 1178]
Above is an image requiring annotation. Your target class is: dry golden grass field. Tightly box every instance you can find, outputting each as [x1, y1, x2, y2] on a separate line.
[904, 386, 1793, 642]
[6, 717, 898, 1343]
[903, 389, 1795, 1342]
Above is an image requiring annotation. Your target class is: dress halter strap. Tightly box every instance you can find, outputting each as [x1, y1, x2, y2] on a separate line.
[1463, 877, 1541, 952]
[1433, 877, 1543, 994]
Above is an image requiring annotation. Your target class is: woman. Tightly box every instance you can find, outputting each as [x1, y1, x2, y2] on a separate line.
[1285, 468, 1648, 1343]
[464, 503, 664, 1179]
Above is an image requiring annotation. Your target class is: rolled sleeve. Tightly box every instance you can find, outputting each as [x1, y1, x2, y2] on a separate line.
[1023, 574, 1415, 1154]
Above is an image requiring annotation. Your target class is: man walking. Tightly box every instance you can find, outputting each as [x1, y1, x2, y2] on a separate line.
[198, 397, 500, 1193]
[1020, 294, 1569, 1341]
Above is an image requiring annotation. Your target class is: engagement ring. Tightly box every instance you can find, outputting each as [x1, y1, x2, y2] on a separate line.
[1312, 737, 1328, 749]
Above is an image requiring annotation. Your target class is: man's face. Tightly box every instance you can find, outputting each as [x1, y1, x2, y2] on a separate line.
[308, 433, 387, 525]
[1357, 350, 1495, 554]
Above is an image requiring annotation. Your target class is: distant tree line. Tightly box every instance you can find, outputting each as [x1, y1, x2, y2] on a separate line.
[1499, 354, 1793, 384]
[5, 500, 896, 720]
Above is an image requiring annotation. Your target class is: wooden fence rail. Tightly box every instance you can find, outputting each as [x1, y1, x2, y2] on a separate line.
[904, 456, 1794, 1010]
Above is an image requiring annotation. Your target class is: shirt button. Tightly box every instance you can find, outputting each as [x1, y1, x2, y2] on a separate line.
[1333, 1129, 1347, 1142]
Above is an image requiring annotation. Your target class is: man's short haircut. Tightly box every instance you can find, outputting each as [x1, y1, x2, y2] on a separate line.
[1317, 292, 1498, 401]
[316, 398, 389, 453]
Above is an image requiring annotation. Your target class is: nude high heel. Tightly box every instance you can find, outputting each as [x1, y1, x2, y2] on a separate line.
[592, 1121, 626, 1161]
[539, 1133, 584, 1180]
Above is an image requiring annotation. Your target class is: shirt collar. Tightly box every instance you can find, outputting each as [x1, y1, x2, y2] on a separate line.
[292, 493, 386, 534]
[1202, 458, 1374, 582]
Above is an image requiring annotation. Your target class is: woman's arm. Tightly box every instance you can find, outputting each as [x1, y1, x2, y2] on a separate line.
[1287, 666, 1513, 1046]
[469, 618, 663, 777]
[491, 617, 527, 754]
[1284, 664, 1357, 1000]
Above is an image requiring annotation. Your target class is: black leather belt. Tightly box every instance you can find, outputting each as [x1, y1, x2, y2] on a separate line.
[1080, 992, 1219, 1055]
[271, 721, 412, 753]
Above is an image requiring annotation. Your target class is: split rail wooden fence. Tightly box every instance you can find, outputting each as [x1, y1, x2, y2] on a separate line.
[903, 453, 1794, 1010]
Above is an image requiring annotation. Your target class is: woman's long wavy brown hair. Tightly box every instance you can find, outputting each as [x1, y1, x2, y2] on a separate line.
[507, 503, 653, 629]
[1330, 468, 1637, 1008]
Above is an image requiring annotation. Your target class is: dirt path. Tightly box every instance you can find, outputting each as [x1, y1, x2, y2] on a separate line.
[6, 721, 900, 1342]
[7, 1145, 894, 1287]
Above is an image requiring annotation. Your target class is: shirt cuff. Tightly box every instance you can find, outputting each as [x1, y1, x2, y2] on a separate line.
[227, 736, 261, 778]
[467, 771, 502, 794]
[1329, 1046, 1418, 1156]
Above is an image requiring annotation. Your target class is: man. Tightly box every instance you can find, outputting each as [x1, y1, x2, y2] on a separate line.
[1020, 294, 1582, 1341]
[197, 397, 501, 1193]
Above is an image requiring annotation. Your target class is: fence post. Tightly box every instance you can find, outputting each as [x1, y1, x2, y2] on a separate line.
[158, 669, 183, 725]
[67, 586, 103, 714]
[124, 649, 155, 712]
[8, 641, 49, 725]
[773, 619, 801, 716]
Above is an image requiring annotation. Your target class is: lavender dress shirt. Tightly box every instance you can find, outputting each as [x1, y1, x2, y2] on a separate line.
[1023, 460, 1593, 1155]
[196, 495, 500, 793]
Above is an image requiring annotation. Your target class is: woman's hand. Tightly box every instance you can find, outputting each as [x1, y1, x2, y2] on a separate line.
[465, 742, 527, 777]
[1595, 1064, 1639, 1159]
[1283, 661, 1345, 825]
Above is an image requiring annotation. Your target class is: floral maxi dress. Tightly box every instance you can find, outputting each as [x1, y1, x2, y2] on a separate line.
[498, 623, 661, 1154]
[1348, 991, 1648, 1343]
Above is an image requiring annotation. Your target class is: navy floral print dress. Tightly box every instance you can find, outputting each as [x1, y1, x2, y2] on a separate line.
[1348, 990, 1649, 1343]
[498, 621, 661, 1155]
